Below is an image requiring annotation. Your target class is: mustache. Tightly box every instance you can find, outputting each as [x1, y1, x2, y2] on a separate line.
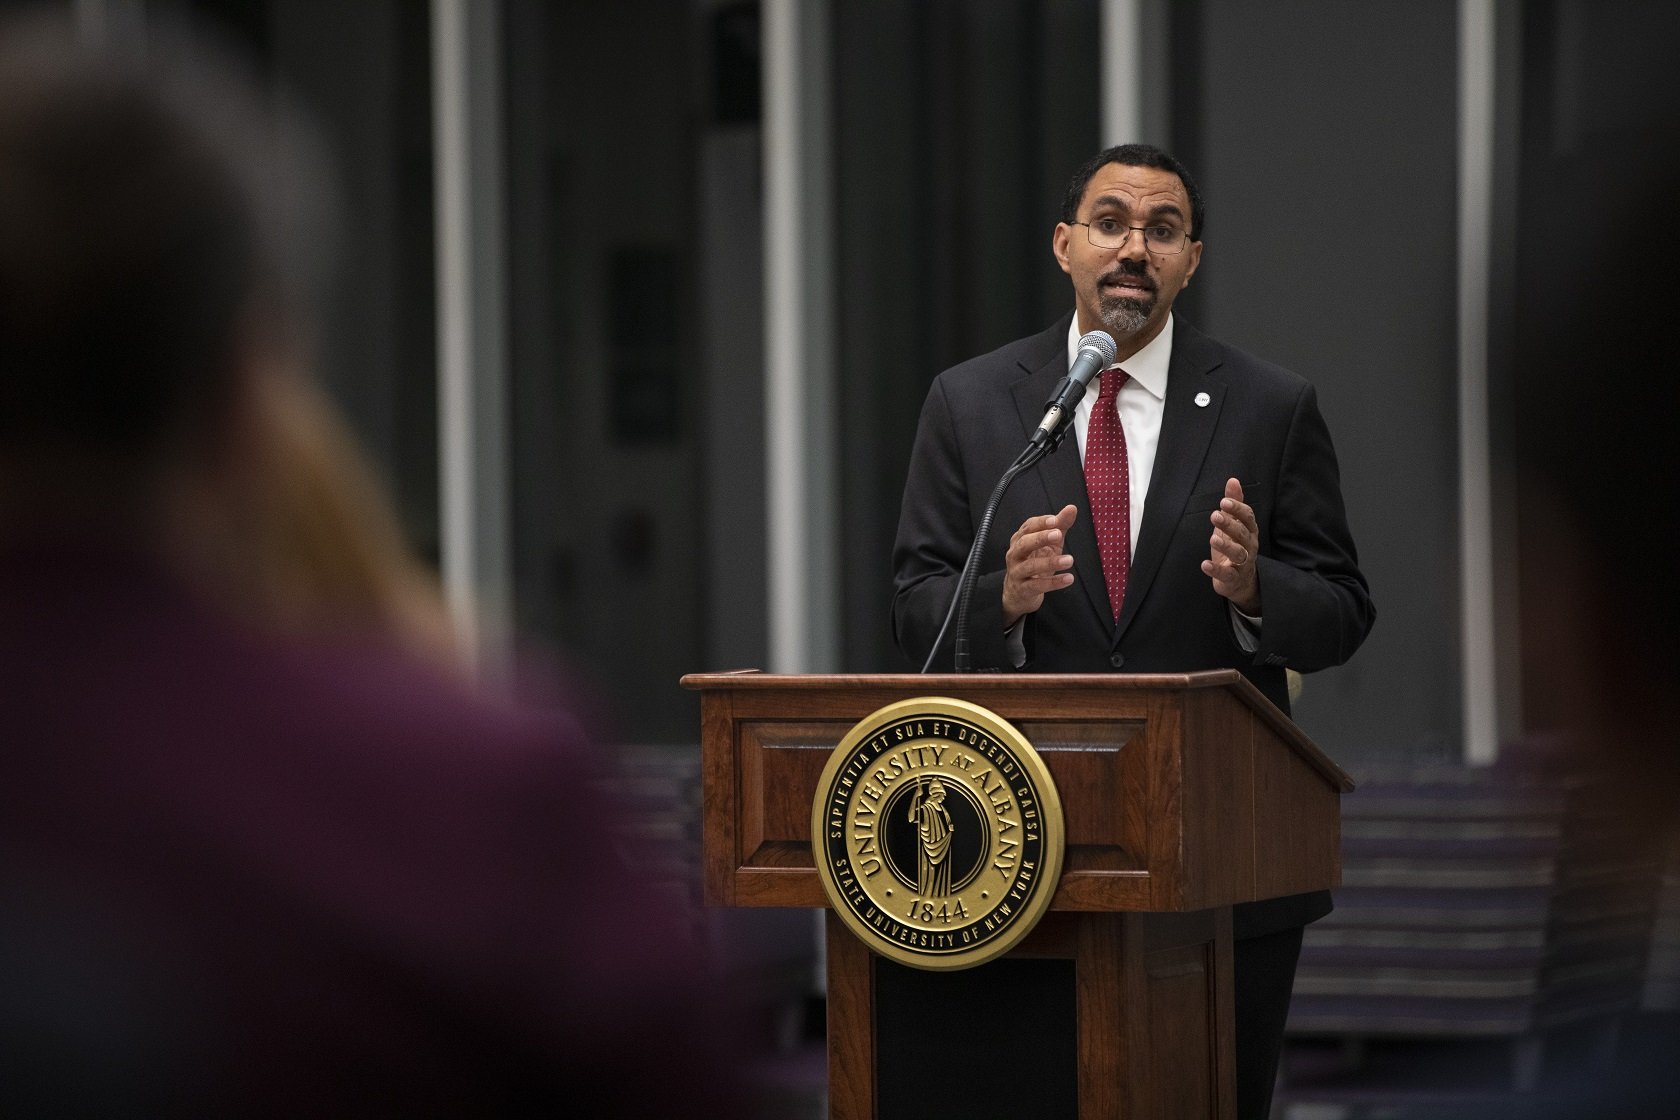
[1100, 260, 1156, 290]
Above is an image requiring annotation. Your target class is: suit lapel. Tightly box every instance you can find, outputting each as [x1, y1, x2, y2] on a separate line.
[1115, 322, 1227, 642]
[1009, 316, 1113, 628]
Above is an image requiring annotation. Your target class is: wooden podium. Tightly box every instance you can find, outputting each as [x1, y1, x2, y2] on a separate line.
[681, 670, 1352, 1120]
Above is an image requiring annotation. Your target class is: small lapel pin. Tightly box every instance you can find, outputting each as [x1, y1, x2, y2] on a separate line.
[1194, 391, 1211, 408]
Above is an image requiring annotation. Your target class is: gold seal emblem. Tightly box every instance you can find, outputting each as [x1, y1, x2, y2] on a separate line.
[811, 697, 1065, 970]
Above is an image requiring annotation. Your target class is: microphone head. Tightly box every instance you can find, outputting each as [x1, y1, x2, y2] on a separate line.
[1076, 330, 1117, 366]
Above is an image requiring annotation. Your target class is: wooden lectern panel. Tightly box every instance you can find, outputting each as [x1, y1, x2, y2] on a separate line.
[685, 671, 1348, 913]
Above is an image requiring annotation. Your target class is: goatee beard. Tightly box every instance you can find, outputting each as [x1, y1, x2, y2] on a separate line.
[1099, 295, 1151, 337]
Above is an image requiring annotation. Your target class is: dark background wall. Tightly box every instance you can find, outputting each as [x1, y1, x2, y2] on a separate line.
[1186, 0, 1463, 765]
[834, 0, 1102, 676]
[503, 0, 705, 744]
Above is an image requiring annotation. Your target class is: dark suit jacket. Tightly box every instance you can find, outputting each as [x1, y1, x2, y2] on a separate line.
[891, 313, 1375, 937]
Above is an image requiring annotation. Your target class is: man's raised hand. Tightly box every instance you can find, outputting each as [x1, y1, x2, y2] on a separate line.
[1002, 504, 1079, 628]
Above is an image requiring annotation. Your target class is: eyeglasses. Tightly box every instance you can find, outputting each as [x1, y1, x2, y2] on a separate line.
[1070, 218, 1189, 255]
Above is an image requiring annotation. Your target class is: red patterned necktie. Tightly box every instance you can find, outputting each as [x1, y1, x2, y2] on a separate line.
[1085, 368, 1130, 621]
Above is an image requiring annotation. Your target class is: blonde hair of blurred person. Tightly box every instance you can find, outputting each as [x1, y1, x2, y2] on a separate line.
[170, 361, 460, 669]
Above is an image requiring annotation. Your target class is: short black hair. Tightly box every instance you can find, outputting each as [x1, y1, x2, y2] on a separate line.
[1060, 143, 1205, 241]
[0, 16, 327, 464]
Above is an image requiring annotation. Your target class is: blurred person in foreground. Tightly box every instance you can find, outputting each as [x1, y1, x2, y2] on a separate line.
[1490, 139, 1680, 1118]
[0, 16, 740, 1117]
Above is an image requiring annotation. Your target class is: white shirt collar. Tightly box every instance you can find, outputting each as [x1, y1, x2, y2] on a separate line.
[1065, 313, 1174, 401]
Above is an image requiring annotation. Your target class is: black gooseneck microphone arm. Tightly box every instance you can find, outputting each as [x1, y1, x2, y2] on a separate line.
[948, 441, 1049, 672]
[919, 440, 1047, 673]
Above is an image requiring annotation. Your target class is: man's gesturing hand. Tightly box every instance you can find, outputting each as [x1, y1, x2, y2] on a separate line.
[1002, 504, 1079, 628]
[1201, 478, 1261, 614]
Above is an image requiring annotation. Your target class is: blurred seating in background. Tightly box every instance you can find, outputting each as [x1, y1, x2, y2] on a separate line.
[1278, 758, 1672, 1117]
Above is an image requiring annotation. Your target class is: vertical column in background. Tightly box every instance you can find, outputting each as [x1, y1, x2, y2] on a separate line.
[1101, 0, 1141, 144]
[1458, 0, 1499, 763]
[432, 0, 511, 674]
[764, 0, 839, 674]
[1101, 0, 1173, 148]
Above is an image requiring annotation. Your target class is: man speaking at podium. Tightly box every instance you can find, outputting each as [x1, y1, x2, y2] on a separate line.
[891, 144, 1375, 1118]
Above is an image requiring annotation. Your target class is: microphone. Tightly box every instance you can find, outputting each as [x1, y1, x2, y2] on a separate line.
[1032, 330, 1116, 448]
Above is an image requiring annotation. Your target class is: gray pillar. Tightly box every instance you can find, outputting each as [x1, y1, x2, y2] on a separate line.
[764, 0, 839, 674]
[432, 0, 511, 674]
[1458, 0, 1499, 763]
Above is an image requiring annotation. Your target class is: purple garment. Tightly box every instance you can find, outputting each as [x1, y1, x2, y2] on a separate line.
[0, 541, 738, 1116]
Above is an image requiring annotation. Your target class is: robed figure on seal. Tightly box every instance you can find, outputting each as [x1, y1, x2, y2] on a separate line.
[908, 778, 954, 896]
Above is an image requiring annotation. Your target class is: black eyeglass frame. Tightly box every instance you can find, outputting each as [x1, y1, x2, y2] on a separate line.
[1068, 219, 1191, 255]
